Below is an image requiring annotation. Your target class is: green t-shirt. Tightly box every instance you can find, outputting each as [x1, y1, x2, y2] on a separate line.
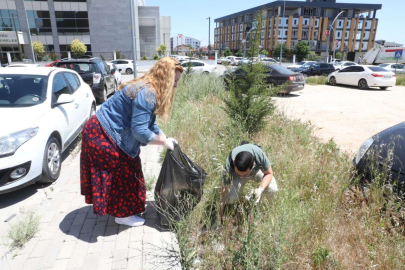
[225, 144, 271, 175]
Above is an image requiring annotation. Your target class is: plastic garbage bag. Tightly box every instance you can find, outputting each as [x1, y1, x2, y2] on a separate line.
[154, 144, 206, 227]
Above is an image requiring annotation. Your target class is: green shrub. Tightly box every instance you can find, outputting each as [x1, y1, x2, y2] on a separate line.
[142, 55, 147, 60]
[396, 74, 405, 86]
[6, 210, 40, 250]
[305, 75, 328, 85]
[223, 48, 232, 57]
[153, 54, 159, 60]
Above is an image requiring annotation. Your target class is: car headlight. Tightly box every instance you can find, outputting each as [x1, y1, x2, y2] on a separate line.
[0, 128, 39, 157]
[355, 137, 374, 165]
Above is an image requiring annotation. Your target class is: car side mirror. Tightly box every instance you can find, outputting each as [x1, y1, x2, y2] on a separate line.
[54, 94, 74, 106]
[118, 69, 122, 72]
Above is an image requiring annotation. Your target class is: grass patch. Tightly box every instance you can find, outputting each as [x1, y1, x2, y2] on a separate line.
[144, 174, 156, 192]
[159, 72, 405, 269]
[6, 209, 40, 250]
[305, 75, 328, 85]
[396, 74, 405, 86]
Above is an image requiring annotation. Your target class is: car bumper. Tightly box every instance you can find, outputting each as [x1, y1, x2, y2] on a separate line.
[0, 137, 44, 194]
[278, 83, 305, 93]
[367, 77, 396, 87]
[91, 84, 104, 100]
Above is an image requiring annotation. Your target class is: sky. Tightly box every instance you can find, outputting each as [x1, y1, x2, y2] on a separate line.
[148, 0, 404, 47]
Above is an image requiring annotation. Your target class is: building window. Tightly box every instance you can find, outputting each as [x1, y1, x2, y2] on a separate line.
[0, 9, 20, 31]
[26, 10, 52, 35]
[337, 32, 341, 38]
[55, 11, 89, 35]
[53, 0, 87, 2]
[338, 21, 342, 27]
[315, 19, 318, 27]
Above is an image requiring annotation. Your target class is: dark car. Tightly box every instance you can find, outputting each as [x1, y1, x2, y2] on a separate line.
[291, 62, 316, 73]
[354, 121, 405, 194]
[223, 64, 305, 94]
[56, 57, 116, 104]
[301, 63, 335, 77]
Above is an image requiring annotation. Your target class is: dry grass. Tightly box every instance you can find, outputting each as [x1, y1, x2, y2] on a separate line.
[6, 209, 40, 250]
[159, 73, 405, 269]
[396, 74, 405, 86]
[305, 75, 329, 85]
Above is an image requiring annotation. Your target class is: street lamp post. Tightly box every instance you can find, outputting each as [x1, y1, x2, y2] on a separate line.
[207, 17, 211, 55]
[243, 27, 256, 58]
[326, 11, 344, 63]
[129, 0, 138, 78]
[279, 0, 286, 65]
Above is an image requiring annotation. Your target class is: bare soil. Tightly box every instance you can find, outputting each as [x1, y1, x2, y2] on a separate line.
[274, 84, 405, 156]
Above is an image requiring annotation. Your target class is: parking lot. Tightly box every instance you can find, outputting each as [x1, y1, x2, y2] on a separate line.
[274, 84, 405, 154]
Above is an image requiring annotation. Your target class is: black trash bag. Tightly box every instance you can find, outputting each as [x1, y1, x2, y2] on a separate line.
[154, 144, 206, 227]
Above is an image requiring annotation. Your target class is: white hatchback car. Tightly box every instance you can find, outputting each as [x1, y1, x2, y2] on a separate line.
[328, 65, 396, 90]
[181, 60, 218, 74]
[0, 67, 96, 194]
[107, 62, 122, 85]
[110, 59, 135, 74]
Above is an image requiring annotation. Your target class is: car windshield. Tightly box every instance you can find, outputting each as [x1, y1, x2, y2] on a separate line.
[0, 75, 48, 107]
[379, 64, 389, 67]
[334, 62, 341, 66]
[267, 65, 295, 74]
[302, 63, 315, 68]
[57, 62, 97, 74]
[298, 62, 306, 65]
[368, 67, 389, 72]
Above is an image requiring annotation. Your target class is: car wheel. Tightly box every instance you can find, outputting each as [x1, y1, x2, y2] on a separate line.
[39, 137, 61, 183]
[126, 68, 133, 74]
[380, 87, 388, 90]
[358, 79, 368, 90]
[203, 71, 209, 74]
[329, 76, 337, 86]
[89, 103, 96, 118]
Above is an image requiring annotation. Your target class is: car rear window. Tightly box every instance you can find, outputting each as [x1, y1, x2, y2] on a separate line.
[368, 67, 389, 72]
[267, 65, 295, 74]
[379, 64, 389, 67]
[57, 62, 98, 74]
[320, 64, 333, 68]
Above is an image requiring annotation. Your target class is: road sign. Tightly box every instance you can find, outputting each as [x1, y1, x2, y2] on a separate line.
[325, 30, 330, 36]
[394, 50, 403, 58]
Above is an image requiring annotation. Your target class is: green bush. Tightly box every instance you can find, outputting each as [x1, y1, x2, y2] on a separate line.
[7, 210, 40, 250]
[223, 48, 232, 57]
[306, 51, 322, 61]
[153, 54, 159, 60]
[141, 55, 147, 60]
[293, 41, 311, 62]
[396, 74, 405, 86]
[305, 75, 328, 85]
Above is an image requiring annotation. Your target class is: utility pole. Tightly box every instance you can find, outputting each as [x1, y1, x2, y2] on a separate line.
[207, 17, 211, 54]
[279, 0, 285, 65]
[23, 10, 36, 63]
[326, 11, 344, 63]
[130, 0, 138, 78]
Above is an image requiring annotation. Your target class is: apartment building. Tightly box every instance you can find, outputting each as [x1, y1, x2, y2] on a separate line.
[170, 35, 201, 52]
[0, 0, 170, 62]
[214, 0, 382, 59]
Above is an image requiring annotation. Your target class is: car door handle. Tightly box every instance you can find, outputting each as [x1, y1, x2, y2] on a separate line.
[75, 103, 79, 109]
[86, 93, 89, 98]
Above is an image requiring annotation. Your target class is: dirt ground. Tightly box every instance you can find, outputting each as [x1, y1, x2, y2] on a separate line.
[273, 84, 405, 156]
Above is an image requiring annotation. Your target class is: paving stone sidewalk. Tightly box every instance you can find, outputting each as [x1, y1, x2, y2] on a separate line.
[0, 145, 181, 270]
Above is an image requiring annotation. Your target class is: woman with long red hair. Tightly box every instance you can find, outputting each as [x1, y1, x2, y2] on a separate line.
[80, 57, 184, 226]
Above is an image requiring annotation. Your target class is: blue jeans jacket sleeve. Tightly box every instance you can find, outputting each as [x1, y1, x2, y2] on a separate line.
[131, 88, 157, 144]
[150, 122, 162, 135]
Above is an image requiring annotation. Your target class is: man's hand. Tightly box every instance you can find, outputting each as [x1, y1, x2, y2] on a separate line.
[245, 186, 264, 204]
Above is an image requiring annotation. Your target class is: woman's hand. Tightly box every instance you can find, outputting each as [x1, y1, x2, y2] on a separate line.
[164, 138, 178, 151]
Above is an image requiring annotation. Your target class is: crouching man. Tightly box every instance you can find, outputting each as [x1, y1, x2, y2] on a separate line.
[220, 143, 278, 216]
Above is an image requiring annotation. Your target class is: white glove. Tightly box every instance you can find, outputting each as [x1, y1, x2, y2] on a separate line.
[245, 187, 264, 204]
[164, 137, 177, 151]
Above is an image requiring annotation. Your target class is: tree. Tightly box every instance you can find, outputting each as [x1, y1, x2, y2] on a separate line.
[235, 50, 243, 57]
[273, 43, 289, 59]
[153, 54, 159, 60]
[70, 39, 87, 58]
[293, 41, 311, 62]
[260, 50, 268, 56]
[156, 44, 167, 58]
[335, 52, 342, 60]
[223, 10, 276, 134]
[306, 51, 322, 61]
[32, 41, 45, 61]
[223, 48, 232, 57]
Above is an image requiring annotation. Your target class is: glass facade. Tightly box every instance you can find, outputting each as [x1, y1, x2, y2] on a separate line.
[56, 11, 89, 35]
[0, 9, 20, 31]
[26, 10, 52, 35]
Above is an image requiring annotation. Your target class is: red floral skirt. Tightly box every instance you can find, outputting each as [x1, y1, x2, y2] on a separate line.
[80, 115, 146, 217]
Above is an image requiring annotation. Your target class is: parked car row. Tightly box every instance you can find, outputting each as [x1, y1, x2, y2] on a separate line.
[180, 60, 218, 74]
[218, 56, 278, 66]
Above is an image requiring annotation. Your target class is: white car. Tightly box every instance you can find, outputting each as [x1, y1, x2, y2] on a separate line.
[110, 59, 135, 74]
[239, 57, 259, 65]
[180, 60, 218, 74]
[287, 61, 315, 70]
[222, 56, 237, 65]
[107, 62, 122, 85]
[0, 67, 96, 194]
[6, 64, 41, 68]
[334, 61, 357, 71]
[217, 57, 227, 64]
[328, 65, 396, 90]
[379, 63, 405, 74]
[260, 57, 278, 64]
[231, 57, 243, 66]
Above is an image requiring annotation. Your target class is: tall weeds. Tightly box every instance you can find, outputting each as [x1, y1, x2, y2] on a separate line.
[159, 68, 405, 269]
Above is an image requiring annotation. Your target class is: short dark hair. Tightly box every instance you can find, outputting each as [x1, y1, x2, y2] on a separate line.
[234, 151, 254, 172]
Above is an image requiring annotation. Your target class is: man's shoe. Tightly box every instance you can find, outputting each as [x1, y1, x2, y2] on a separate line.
[115, 216, 145, 227]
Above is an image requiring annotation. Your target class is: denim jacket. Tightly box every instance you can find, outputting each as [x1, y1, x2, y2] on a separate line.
[96, 84, 162, 158]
